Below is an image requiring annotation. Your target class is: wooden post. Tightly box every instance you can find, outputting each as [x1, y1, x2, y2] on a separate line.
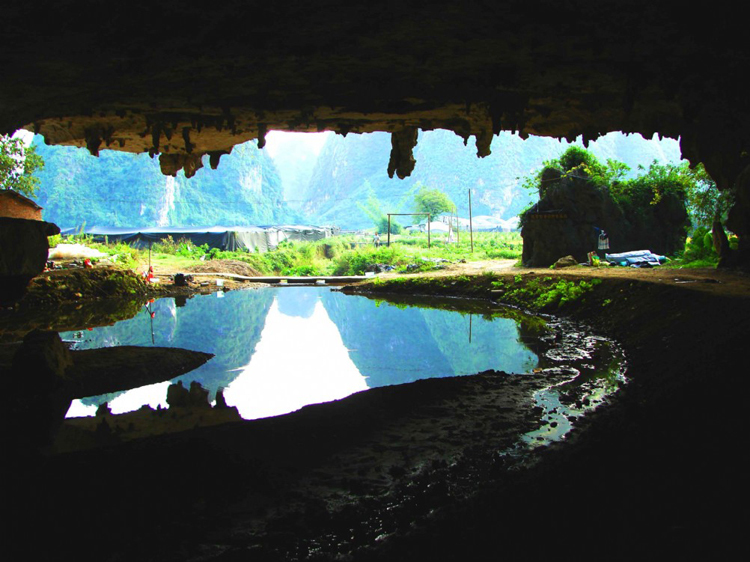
[427, 214, 431, 248]
[387, 214, 391, 247]
[468, 189, 474, 252]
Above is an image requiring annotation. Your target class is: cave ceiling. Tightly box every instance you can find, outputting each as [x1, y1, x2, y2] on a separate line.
[1, 1, 748, 189]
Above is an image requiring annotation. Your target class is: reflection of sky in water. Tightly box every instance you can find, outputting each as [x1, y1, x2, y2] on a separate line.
[223, 298, 368, 419]
[65, 288, 539, 420]
[67, 381, 171, 417]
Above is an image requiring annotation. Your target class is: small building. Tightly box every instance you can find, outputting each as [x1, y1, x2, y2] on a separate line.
[0, 190, 43, 221]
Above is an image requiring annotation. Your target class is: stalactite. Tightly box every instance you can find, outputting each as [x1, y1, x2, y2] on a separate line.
[387, 127, 418, 179]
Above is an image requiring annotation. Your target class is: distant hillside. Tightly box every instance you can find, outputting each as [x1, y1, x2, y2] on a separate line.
[292, 130, 683, 230]
[265, 131, 332, 210]
[28, 130, 683, 231]
[31, 136, 300, 229]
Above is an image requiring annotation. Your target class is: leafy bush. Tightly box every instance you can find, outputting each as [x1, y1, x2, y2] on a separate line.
[676, 226, 718, 266]
[177, 242, 209, 259]
[151, 235, 179, 255]
[491, 276, 601, 310]
[91, 241, 142, 270]
[283, 264, 324, 276]
[533, 279, 601, 309]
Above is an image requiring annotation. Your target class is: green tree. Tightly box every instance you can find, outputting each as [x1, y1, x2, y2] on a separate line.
[682, 163, 733, 228]
[521, 146, 630, 200]
[413, 184, 455, 218]
[357, 183, 403, 233]
[1, 133, 44, 196]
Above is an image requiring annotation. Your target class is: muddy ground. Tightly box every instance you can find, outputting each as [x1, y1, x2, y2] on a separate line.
[5, 261, 750, 561]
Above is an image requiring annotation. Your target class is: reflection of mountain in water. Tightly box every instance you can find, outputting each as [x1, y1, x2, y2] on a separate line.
[419, 308, 538, 376]
[320, 290, 538, 387]
[223, 294, 369, 420]
[64, 288, 539, 415]
[63, 289, 275, 400]
[275, 288, 318, 318]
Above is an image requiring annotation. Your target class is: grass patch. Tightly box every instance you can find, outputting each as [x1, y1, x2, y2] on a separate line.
[491, 276, 603, 311]
[48, 231, 524, 277]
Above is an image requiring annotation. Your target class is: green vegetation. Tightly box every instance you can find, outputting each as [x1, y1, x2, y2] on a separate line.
[682, 163, 734, 228]
[521, 145, 733, 239]
[521, 145, 628, 199]
[1, 133, 44, 196]
[491, 276, 602, 311]
[521, 146, 693, 227]
[357, 185, 409, 234]
[666, 225, 739, 268]
[412, 184, 455, 219]
[49, 231, 142, 270]
[518, 145, 738, 268]
[51, 231, 523, 277]
[352, 272, 605, 315]
[30, 136, 300, 228]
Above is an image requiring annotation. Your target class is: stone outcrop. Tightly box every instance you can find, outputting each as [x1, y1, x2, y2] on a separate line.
[521, 171, 689, 267]
[0, 217, 60, 305]
[65, 346, 214, 399]
[3, 330, 214, 452]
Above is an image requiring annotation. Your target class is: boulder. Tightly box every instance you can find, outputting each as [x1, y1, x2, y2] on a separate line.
[0, 217, 60, 305]
[553, 255, 578, 269]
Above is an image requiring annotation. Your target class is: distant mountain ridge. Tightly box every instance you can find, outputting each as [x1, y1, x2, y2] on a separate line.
[29, 131, 682, 231]
[31, 136, 300, 229]
[292, 130, 684, 230]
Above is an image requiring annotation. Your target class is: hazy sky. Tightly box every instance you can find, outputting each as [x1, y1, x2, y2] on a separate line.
[264, 130, 333, 159]
[12, 129, 34, 145]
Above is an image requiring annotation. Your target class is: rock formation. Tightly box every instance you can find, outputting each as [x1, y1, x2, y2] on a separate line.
[0, 217, 60, 305]
[521, 167, 690, 267]
[4, 330, 213, 452]
[0, 1, 747, 263]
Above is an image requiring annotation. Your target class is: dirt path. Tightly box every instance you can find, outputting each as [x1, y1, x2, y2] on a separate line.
[378, 258, 750, 298]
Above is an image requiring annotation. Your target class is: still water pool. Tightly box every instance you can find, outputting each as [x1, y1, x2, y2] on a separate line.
[63, 287, 545, 420]
[63, 286, 626, 446]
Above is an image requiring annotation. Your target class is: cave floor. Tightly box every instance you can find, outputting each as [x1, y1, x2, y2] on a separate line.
[6, 263, 749, 561]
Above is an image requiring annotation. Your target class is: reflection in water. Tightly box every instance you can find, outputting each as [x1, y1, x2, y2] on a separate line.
[66, 381, 172, 417]
[223, 296, 368, 419]
[64, 287, 540, 420]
